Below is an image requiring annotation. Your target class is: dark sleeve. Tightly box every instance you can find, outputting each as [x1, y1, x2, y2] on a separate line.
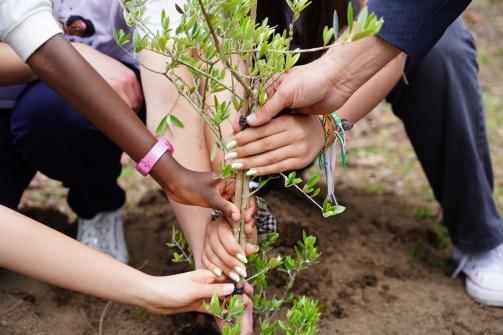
[366, 0, 472, 59]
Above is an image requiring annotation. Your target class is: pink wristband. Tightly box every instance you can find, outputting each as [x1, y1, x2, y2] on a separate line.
[135, 136, 174, 176]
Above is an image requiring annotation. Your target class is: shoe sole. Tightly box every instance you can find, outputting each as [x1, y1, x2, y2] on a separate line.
[466, 277, 503, 307]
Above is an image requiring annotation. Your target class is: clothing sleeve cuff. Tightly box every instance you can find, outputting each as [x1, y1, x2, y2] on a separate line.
[4, 10, 62, 62]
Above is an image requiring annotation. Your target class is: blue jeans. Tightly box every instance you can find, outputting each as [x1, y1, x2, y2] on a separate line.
[387, 19, 503, 253]
[0, 65, 145, 219]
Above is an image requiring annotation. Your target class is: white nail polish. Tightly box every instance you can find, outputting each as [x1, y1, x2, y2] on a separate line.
[229, 271, 240, 282]
[231, 162, 244, 169]
[236, 253, 248, 264]
[223, 283, 235, 295]
[234, 266, 247, 278]
[226, 140, 237, 150]
[247, 114, 257, 124]
[213, 268, 222, 277]
[246, 169, 257, 176]
[225, 152, 238, 160]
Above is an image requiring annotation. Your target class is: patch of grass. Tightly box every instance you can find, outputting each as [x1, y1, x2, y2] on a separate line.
[362, 182, 387, 195]
[431, 223, 450, 249]
[119, 164, 138, 182]
[413, 207, 433, 221]
[409, 249, 426, 261]
[477, 50, 495, 70]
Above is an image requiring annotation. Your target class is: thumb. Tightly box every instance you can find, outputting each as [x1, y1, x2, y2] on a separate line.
[198, 282, 236, 299]
[246, 89, 286, 127]
[232, 112, 242, 133]
[211, 196, 241, 223]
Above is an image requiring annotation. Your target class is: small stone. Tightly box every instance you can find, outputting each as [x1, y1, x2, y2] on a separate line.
[0, 320, 8, 327]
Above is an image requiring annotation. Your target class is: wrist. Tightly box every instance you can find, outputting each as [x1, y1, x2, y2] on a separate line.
[323, 36, 400, 100]
[140, 275, 168, 314]
[136, 136, 174, 176]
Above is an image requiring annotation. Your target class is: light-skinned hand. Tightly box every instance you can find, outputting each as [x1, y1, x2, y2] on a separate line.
[230, 113, 324, 175]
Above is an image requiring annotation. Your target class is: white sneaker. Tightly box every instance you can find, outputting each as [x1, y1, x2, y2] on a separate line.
[451, 244, 503, 307]
[77, 208, 129, 264]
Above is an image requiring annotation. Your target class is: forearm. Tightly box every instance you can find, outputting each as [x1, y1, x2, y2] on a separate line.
[322, 36, 401, 104]
[26, 34, 182, 193]
[0, 42, 37, 85]
[0, 206, 153, 309]
[336, 53, 406, 123]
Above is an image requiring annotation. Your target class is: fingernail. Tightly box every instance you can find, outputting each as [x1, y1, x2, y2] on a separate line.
[231, 212, 240, 222]
[234, 266, 247, 278]
[229, 271, 240, 282]
[223, 283, 235, 295]
[246, 169, 257, 176]
[231, 162, 244, 169]
[252, 245, 260, 253]
[213, 267, 222, 277]
[225, 152, 238, 160]
[226, 140, 237, 150]
[236, 253, 248, 264]
[247, 113, 257, 124]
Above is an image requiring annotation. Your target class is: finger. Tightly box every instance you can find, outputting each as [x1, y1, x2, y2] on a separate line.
[246, 87, 289, 127]
[205, 239, 245, 282]
[233, 145, 297, 172]
[243, 282, 253, 295]
[209, 192, 240, 222]
[244, 220, 256, 240]
[231, 130, 291, 161]
[245, 242, 259, 256]
[245, 196, 257, 223]
[240, 158, 302, 176]
[201, 251, 225, 279]
[232, 112, 242, 133]
[196, 281, 236, 299]
[240, 294, 254, 335]
[233, 118, 286, 147]
[130, 79, 144, 113]
[117, 89, 135, 110]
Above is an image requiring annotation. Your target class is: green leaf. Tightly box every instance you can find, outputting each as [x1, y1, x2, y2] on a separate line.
[333, 10, 339, 38]
[322, 26, 334, 46]
[306, 174, 319, 189]
[210, 143, 218, 162]
[311, 188, 321, 198]
[292, 178, 302, 186]
[356, 6, 368, 33]
[169, 115, 184, 128]
[155, 115, 168, 135]
[347, 2, 354, 33]
[258, 40, 269, 58]
[175, 3, 184, 14]
[210, 294, 220, 315]
[222, 164, 233, 178]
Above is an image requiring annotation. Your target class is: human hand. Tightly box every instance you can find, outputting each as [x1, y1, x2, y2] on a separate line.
[145, 269, 237, 314]
[202, 197, 259, 282]
[244, 57, 352, 127]
[229, 113, 324, 175]
[72, 42, 143, 112]
[165, 169, 241, 222]
[245, 36, 400, 127]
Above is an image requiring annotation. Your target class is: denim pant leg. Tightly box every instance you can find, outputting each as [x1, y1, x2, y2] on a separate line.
[387, 18, 503, 254]
[0, 109, 37, 209]
[10, 81, 128, 219]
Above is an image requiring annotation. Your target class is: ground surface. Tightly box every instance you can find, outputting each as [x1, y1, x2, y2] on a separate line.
[2, 1, 503, 334]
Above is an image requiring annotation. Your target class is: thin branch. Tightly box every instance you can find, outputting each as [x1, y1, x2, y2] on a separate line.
[197, 0, 255, 98]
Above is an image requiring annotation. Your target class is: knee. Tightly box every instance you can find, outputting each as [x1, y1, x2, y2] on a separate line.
[10, 81, 84, 148]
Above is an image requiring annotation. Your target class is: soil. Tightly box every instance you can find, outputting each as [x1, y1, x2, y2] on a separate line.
[1, 1, 503, 334]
